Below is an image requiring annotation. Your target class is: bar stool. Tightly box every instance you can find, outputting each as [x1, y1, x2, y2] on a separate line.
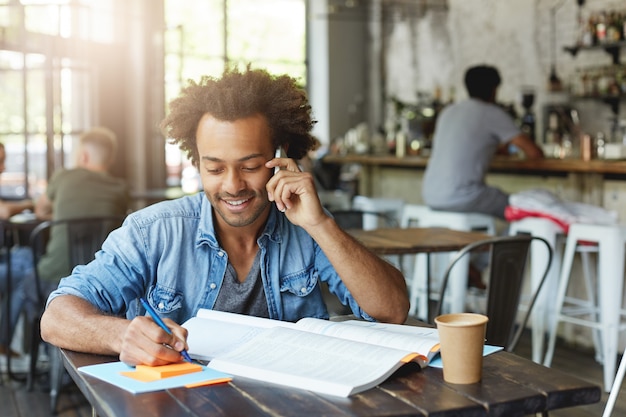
[351, 196, 404, 230]
[543, 223, 626, 392]
[508, 217, 565, 363]
[400, 205, 497, 320]
[351, 196, 405, 270]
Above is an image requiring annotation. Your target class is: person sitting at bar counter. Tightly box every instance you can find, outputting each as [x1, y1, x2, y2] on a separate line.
[422, 65, 544, 220]
[40, 66, 409, 366]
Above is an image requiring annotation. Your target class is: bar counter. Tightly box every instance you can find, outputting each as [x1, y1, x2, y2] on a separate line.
[321, 154, 626, 220]
[323, 154, 626, 176]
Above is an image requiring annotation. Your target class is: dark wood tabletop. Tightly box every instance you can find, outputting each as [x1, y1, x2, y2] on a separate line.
[61, 347, 600, 417]
[348, 227, 490, 255]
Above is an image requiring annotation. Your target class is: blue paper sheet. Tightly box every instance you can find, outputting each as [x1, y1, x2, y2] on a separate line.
[428, 345, 503, 368]
[78, 361, 232, 394]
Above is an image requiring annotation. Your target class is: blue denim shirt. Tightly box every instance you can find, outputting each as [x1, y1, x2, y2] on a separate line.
[47, 192, 372, 323]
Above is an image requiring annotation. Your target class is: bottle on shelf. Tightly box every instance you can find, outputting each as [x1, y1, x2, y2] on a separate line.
[596, 11, 607, 44]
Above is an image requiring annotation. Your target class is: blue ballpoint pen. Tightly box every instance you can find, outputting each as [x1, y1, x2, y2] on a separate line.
[139, 297, 194, 363]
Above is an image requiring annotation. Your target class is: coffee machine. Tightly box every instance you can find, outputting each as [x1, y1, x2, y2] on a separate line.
[520, 88, 536, 141]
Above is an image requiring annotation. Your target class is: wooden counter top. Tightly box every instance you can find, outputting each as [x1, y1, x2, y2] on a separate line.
[322, 154, 626, 175]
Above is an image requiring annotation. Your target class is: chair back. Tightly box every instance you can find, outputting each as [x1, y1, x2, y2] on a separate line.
[330, 209, 398, 230]
[434, 234, 552, 351]
[29, 216, 125, 305]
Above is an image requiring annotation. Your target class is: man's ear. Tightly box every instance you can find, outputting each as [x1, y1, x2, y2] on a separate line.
[77, 149, 89, 166]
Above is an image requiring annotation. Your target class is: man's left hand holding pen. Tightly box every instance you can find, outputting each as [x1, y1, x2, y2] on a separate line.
[116, 298, 192, 367]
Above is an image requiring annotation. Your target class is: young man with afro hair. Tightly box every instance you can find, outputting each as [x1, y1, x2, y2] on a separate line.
[41, 67, 409, 366]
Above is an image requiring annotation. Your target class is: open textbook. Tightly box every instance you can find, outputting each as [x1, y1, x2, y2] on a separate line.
[182, 309, 440, 397]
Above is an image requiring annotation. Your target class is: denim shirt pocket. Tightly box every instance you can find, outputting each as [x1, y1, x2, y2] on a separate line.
[279, 267, 319, 297]
[146, 285, 184, 320]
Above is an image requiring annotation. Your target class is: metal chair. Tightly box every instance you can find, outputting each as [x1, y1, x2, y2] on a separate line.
[27, 216, 125, 412]
[433, 234, 553, 352]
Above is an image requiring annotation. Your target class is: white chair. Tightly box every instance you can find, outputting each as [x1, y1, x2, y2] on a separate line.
[351, 196, 404, 231]
[350, 196, 405, 270]
[544, 223, 626, 393]
[400, 204, 497, 320]
[400, 204, 431, 229]
[508, 217, 565, 364]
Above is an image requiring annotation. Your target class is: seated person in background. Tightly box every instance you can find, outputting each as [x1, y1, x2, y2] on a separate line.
[40, 67, 409, 367]
[422, 65, 544, 220]
[0, 127, 129, 354]
[34, 126, 129, 277]
[0, 142, 35, 356]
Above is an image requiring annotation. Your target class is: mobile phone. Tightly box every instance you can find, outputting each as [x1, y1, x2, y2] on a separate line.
[274, 146, 286, 174]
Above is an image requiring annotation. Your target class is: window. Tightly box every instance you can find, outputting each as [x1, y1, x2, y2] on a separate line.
[0, 0, 117, 199]
[163, 0, 307, 190]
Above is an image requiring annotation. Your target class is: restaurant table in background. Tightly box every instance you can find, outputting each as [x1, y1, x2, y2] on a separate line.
[60, 340, 601, 417]
[347, 227, 489, 255]
[348, 227, 490, 321]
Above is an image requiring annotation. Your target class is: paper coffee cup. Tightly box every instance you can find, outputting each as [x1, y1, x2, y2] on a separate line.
[434, 313, 488, 384]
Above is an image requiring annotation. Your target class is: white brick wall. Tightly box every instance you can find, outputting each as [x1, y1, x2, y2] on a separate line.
[382, 0, 626, 140]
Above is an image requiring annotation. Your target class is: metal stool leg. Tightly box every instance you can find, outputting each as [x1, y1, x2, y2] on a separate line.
[603, 353, 626, 417]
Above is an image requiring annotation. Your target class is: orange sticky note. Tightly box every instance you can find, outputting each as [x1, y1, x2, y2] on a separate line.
[122, 362, 203, 382]
[185, 376, 232, 388]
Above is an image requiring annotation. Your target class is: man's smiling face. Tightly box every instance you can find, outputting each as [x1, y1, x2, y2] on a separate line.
[196, 113, 275, 229]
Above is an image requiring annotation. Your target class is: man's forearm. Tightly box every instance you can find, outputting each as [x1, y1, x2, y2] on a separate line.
[307, 217, 409, 323]
[41, 295, 127, 356]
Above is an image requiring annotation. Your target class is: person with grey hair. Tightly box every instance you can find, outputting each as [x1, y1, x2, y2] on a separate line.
[35, 126, 129, 280]
[0, 127, 129, 356]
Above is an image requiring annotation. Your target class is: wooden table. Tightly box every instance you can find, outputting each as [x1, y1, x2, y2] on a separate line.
[349, 227, 490, 321]
[60, 345, 601, 417]
[348, 227, 490, 255]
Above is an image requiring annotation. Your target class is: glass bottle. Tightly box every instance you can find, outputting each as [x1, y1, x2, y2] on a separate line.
[596, 11, 607, 44]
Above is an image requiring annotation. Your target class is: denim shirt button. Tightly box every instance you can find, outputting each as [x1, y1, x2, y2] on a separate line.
[218, 251, 224, 257]
[210, 283, 217, 289]
[158, 301, 165, 309]
[300, 287, 306, 294]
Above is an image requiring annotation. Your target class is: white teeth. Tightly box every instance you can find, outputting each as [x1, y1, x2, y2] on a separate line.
[226, 199, 247, 206]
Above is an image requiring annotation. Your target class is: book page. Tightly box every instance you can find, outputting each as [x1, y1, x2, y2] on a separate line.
[295, 318, 440, 363]
[183, 310, 297, 361]
[207, 326, 413, 397]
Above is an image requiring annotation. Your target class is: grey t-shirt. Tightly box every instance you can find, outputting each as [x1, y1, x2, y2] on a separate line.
[213, 250, 270, 318]
[421, 99, 520, 217]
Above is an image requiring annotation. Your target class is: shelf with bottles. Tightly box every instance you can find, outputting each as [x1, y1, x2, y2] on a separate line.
[568, 65, 626, 114]
[567, 7, 626, 65]
[564, 40, 626, 65]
